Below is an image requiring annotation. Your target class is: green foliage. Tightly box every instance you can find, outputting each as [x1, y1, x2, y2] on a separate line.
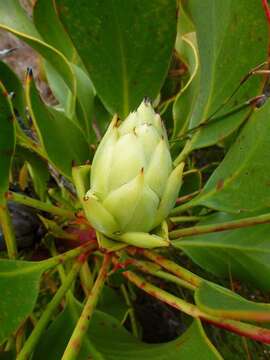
[0, 259, 49, 343]
[0, 82, 15, 204]
[174, 211, 270, 291]
[33, 299, 221, 360]
[187, 101, 270, 212]
[56, 0, 177, 118]
[195, 281, 270, 321]
[0, 0, 270, 358]
[25, 73, 90, 178]
[179, 0, 268, 150]
[18, 147, 50, 201]
[0, 61, 25, 119]
[0, 0, 76, 94]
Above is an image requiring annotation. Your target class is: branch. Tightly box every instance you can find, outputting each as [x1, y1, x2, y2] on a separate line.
[61, 253, 111, 360]
[120, 284, 139, 338]
[41, 241, 97, 270]
[6, 191, 75, 219]
[124, 270, 270, 344]
[170, 215, 204, 223]
[262, 0, 270, 24]
[0, 203, 18, 258]
[134, 248, 202, 287]
[17, 259, 84, 360]
[169, 213, 270, 239]
[120, 252, 196, 291]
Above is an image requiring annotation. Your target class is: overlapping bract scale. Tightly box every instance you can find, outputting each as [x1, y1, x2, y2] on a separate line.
[84, 100, 184, 248]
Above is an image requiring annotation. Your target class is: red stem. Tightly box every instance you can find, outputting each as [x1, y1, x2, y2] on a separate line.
[202, 317, 270, 344]
[123, 270, 270, 345]
[262, 0, 270, 24]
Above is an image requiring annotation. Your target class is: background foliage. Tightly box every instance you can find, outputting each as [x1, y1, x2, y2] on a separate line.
[0, 0, 270, 359]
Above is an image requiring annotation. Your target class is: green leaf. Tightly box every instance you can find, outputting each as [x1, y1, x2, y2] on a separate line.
[172, 2, 198, 141]
[0, 82, 15, 204]
[0, 0, 76, 95]
[172, 31, 199, 141]
[43, 60, 69, 111]
[97, 286, 127, 322]
[195, 281, 270, 322]
[55, 0, 177, 118]
[17, 147, 50, 201]
[33, 299, 222, 359]
[33, 0, 96, 142]
[0, 61, 25, 119]
[0, 259, 48, 343]
[173, 211, 270, 291]
[0, 351, 15, 360]
[96, 232, 127, 252]
[180, 169, 202, 197]
[177, 1, 194, 36]
[25, 73, 90, 178]
[181, 0, 268, 150]
[188, 101, 270, 212]
[72, 63, 96, 143]
[44, 61, 97, 144]
[33, 0, 77, 62]
[93, 97, 112, 137]
[0, 0, 95, 140]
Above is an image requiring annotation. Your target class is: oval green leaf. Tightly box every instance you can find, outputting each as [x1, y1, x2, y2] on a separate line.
[55, 0, 177, 118]
[181, 0, 268, 150]
[33, 298, 222, 359]
[195, 281, 270, 322]
[25, 73, 90, 178]
[188, 100, 270, 212]
[0, 259, 49, 343]
[173, 211, 270, 291]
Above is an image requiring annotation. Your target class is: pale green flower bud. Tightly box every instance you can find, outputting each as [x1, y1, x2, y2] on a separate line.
[84, 100, 184, 248]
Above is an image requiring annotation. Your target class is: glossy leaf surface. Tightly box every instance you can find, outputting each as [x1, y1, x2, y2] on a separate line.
[33, 299, 221, 359]
[0, 82, 15, 204]
[25, 74, 90, 178]
[17, 147, 50, 201]
[173, 211, 270, 291]
[56, 0, 177, 118]
[0, 259, 48, 343]
[195, 281, 270, 321]
[0, 61, 25, 118]
[178, 0, 268, 150]
[188, 101, 270, 212]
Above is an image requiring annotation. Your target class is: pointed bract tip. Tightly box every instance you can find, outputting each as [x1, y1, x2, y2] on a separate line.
[155, 114, 162, 122]
[143, 97, 152, 105]
[111, 114, 118, 125]
[26, 67, 33, 78]
[173, 162, 185, 177]
[116, 118, 121, 127]
[71, 159, 77, 167]
[175, 162, 185, 175]
[178, 162, 185, 170]
[8, 91, 15, 99]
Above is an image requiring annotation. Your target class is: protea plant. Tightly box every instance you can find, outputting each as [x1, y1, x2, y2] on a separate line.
[83, 99, 184, 248]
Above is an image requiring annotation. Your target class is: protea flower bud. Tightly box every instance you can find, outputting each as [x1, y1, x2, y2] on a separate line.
[84, 100, 184, 248]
